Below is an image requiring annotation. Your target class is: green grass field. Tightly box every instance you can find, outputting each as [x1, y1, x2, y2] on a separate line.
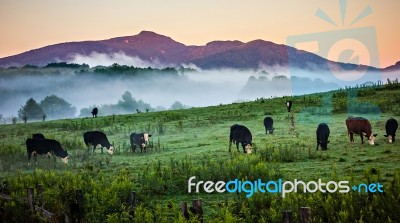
[0, 83, 399, 222]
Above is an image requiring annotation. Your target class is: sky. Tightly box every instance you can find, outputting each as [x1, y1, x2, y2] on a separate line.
[0, 0, 399, 68]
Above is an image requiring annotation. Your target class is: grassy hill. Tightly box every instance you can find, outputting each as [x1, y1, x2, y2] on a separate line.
[0, 82, 399, 222]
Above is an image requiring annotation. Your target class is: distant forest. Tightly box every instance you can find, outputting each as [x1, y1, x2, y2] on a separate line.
[0, 62, 196, 76]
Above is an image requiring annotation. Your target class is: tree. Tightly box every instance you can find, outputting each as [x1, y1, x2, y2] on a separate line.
[40, 95, 76, 119]
[117, 91, 138, 112]
[170, 101, 186, 110]
[18, 98, 45, 120]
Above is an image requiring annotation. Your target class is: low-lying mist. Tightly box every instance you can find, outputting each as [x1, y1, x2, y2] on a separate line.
[0, 63, 394, 121]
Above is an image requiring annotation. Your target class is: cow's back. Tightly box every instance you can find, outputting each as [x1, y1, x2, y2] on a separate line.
[264, 117, 273, 127]
[316, 123, 330, 139]
[346, 117, 372, 134]
[84, 131, 106, 144]
[230, 124, 252, 141]
[386, 118, 398, 133]
[26, 138, 58, 154]
[130, 133, 140, 144]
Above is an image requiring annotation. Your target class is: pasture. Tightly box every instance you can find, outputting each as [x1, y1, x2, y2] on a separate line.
[0, 83, 399, 222]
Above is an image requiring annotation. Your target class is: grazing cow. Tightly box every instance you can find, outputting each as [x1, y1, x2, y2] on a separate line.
[130, 133, 152, 153]
[229, 124, 252, 154]
[263, 117, 274, 134]
[384, 118, 398, 143]
[286, 101, 292, 112]
[345, 116, 377, 145]
[83, 131, 113, 154]
[91, 107, 98, 118]
[26, 138, 68, 164]
[32, 133, 45, 139]
[316, 123, 330, 150]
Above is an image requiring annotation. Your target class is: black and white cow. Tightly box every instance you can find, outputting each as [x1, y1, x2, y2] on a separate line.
[130, 133, 152, 153]
[26, 138, 69, 164]
[32, 133, 45, 139]
[316, 123, 330, 150]
[83, 131, 113, 154]
[384, 118, 398, 143]
[91, 107, 98, 118]
[229, 124, 252, 154]
[286, 101, 292, 112]
[263, 117, 274, 134]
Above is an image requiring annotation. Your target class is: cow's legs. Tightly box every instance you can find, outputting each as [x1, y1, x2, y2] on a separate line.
[316, 142, 319, 150]
[241, 144, 246, 153]
[360, 134, 364, 144]
[236, 142, 240, 152]
[229, 140, 232, 152]
[349, 132, 354, 143]
[34, 152, 38, 164]
[92, 145, 97, 153]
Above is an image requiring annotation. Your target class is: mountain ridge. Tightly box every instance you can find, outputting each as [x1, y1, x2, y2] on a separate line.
[0, 31, 397, 71]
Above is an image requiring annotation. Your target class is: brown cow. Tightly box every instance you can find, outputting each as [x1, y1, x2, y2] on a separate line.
[345, 116, 377, 145]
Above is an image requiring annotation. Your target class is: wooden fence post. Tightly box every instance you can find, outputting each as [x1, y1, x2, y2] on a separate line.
[130, 191, 136, 216]
[282, 210, 293, 223]
[299, 207, 311, 223]
[27, 187, 35, 211]
[1, 181, 8, 195]
[192, 199, 203, 223]
[290, 113, 295, 130]
[37, 184, 43, 207]
[76, 189, 84, 223]
[180, 201, 189, 220]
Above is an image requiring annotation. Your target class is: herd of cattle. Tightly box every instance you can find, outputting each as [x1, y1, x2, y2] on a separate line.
[25, 101, 398, 164]
[229, 116, 398, 154]
[26, 131, 152, 164]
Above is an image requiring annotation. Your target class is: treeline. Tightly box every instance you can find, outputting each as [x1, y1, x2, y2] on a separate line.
[0, 62, 196, 76]
[18, 95, 76, 121]
[7, 91, 189, 123]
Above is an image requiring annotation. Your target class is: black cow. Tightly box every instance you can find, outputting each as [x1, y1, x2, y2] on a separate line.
[130, 133, 152, 153]
[26, 138, 68, 164]
[316, 123, 330, 150]
[83, 131, 113, 154]
[346, 116, 377, 145]
[229, 124, 252, 154]
[32, 133, 45, 139]
[91, 107, 98, 118]
[286, 101, 292, 112]
[384, 118, 398, 143]
[263, 117, 274, 134]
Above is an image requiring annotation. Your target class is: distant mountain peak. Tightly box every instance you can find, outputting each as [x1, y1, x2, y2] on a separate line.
[137, 30, 168, 38]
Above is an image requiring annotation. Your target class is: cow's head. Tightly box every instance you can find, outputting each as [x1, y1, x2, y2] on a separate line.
[143, 133, 152, 143]
[107, 146, 114, 155]
[384, 134, 393, 143]
[60, 151, 69, 164]
[61, 156, 69, 164]
[319, 140, 330, 150]
[363, 133, 377, 145]
[245, 144, 252, 154]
